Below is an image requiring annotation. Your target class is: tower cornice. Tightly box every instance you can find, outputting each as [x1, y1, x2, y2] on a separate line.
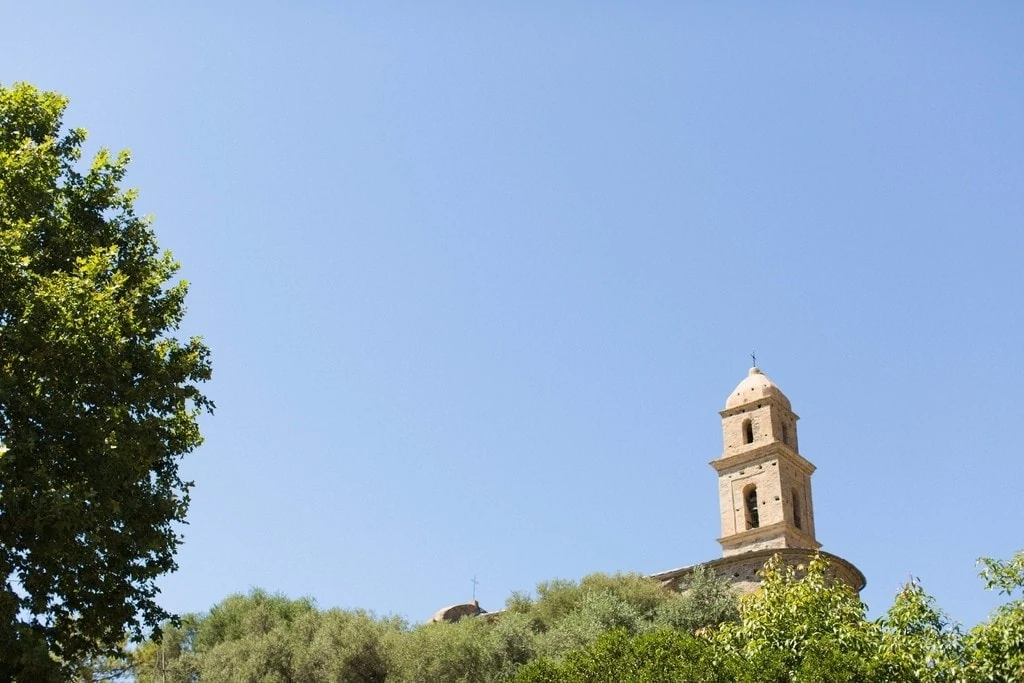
[710, 442, 816, 477]
[719, 394, 799, 420]
[717, 521, 822, 553]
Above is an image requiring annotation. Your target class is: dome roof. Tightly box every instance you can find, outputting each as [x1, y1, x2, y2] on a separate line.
[725, 367, 791, 410]
[430, 600, 485, 624]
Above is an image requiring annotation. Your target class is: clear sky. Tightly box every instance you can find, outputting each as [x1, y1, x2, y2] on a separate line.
[3, 3, 1022, 629]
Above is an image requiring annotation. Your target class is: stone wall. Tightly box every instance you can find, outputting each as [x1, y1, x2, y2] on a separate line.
[649, 548, 866, 596]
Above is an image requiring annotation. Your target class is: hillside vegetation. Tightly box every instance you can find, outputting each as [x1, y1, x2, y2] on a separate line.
[108, 551, 1023, 682]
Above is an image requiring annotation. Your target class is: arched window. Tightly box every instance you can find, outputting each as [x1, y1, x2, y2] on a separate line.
[792, 489, 802, 529]
[781, 423, 789, 446]
[744, 485, 760, 530]
[742, 419, 754, 445]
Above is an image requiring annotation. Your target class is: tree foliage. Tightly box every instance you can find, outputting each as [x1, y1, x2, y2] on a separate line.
[514, 628, 727, 683]
[713, 554, 880, 681]
[127, 551, 1024, 682]
[964, 550, 1024, 682]
[503, 568, 737, 663]
[131, 570, 737, 683]
[133, 590, 400, 683]
[0, 82, 212, 678]
[515, 551, 1024, 682]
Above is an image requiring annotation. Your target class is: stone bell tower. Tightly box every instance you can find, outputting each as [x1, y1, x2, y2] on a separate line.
[712, 367, 820, 557]
[650, 366, 864, 595]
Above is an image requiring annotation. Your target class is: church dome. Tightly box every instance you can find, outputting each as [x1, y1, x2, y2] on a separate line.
[725, 367, 791, 410]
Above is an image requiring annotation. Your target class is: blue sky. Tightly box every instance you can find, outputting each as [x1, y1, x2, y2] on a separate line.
[3, 3, 1022, 628]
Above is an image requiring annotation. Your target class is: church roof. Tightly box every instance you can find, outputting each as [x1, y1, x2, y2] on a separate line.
[725, 367, 791, 410]
[429, 600, 485, 624]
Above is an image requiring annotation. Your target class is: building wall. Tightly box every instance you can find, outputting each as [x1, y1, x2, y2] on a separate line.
[650, 548, 866, 597]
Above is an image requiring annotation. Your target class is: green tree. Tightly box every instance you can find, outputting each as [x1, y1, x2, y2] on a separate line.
[712, 553, 975, 682]
[965, 550, 1024, 682]
[514, 628, 727, 683]
[0, 82, 212, 678]
[131, 614, 200, 683]
[713, 554, 883, 682]
[875, 578, 965, 682]
[289, 609, 396, 683]
[133, 591, 399, 683]
[132, 553, 1024, 682]
[387, 615, 499, 683]
[504, 569, 733, 657]
[651, 565, 739, 633]
[503, 569, 737, 680]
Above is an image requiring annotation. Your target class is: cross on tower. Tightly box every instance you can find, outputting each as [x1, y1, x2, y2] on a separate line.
[751, 350, 757, 368]
[471, 576, 479, 600]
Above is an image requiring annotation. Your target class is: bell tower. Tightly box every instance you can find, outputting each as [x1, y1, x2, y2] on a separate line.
[711, 367, 820, 557]
[652, 365, 864, 594]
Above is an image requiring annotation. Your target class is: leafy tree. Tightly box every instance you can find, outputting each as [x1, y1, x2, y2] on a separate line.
[129, 571, 737, 683]
[505, 569, 734, 652]
[651, 565, 739, 633]
[387, 570, 732, 683]
[130, 552, 1024, 682]
[515, 628, 728, 683]
[0, 82, 212, 678]
[131, 614, 200, 683]
[965, 550, 1024, 682]
[875, 578, 965, 682]
[713, 554, 884, 682]
[485, 611, 541, 681]
[711, 553, 979, 682]
[517, 555, 968, 682]
[286, 608, 396, 683]
[505, 569, 737, 679]
[534, 588, 647, 659]
[387, 614, 499, 683]
[187, 590, 318, 682]
[133, 591, 399, 683]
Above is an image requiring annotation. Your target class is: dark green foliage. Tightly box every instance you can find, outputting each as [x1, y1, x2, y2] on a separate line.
[0, 82, 212, 679]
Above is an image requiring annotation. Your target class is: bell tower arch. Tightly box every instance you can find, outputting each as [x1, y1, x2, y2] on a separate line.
[712, 367, 820, 556]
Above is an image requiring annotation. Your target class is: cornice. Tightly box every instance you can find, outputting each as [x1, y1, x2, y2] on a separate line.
[710, 442, 817, 476]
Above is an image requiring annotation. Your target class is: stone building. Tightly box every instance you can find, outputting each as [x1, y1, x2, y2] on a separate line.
[429, 599, 486, 624]
[651, 366, 865, 594]
[432, 367, 864, 621]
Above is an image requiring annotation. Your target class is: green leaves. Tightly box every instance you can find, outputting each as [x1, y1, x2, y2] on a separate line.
[0, 82, 212, 677]
[712, 555, 879, 681]
[876, 579, 964, 682]
[965, 551, 1024, 682]
[131, 571, 739, 683]
[129, 552, 1024, 682]
[516, 628, 728, 683]
[977, 551, 1024, 598]
[134, 592, 400, 683]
